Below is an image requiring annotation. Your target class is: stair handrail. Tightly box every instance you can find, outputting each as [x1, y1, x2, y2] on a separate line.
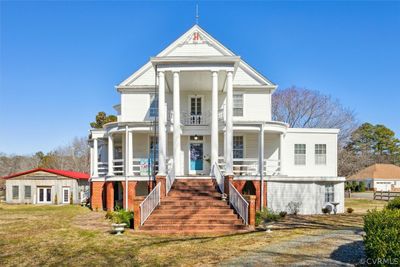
[212, 163, 224, 194]
[140, 183, 161, 225]
[166, 158, 175, 195]
[229, 182, 249, 225]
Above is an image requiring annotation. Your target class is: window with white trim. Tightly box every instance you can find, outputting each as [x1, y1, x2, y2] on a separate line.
[233, 94, 243, 116]
[233, 136, 244, 159]
[149, 94, 158, 117]
[24, 186, 31, 199]
[315, 144, 327, 165]
[12, 186, 19, 200]
[294, 144, 306, 165]
[325, 184, 334, 203]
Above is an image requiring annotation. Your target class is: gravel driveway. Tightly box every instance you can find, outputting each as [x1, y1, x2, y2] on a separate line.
[221, 228, 365, 266]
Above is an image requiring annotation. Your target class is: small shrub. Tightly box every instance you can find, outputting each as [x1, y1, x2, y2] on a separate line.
[105, 208, 134, 227]
[347, 207, 354, 214]
[255, 209, 281, 226]
[70, 194, 73, 205]
[279, 211, 287, 218]
[364, 208, 400, 263]
[287, 201, 302, 215]
[54, 194, 58, 204]
[322, 207, 331, 214]
[387, 197, 400, 210]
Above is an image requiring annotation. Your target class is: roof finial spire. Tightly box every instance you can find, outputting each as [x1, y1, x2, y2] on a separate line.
[195, 3, 199, 25]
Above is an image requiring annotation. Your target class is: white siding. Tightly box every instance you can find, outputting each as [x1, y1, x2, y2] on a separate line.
[132, 133, 149, 159]
[283, 130, 338, 177]
[265, 133, 280, 161]
[267, 181, 344, 215]
[128, 66, 156, 86]
[167, 43, 224, 57]
[5, 176, 87, 205]
[234, 91, 271, 122]
[233, 65, 262, 86]
[120, 93, 151, 122]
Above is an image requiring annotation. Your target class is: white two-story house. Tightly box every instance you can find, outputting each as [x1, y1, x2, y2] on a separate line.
[89, 25, 344, 221]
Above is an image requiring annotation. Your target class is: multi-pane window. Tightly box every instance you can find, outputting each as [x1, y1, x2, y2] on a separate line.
[315, 144, 327, 165]
[149, 94, 158, 117]
[24, 186, 31, 199]
[233, 136, 244, 159]
[233, 94, 243, 116]
[12, 186, 19, 200]
[63, 188, 70, 203]
[294, 144, 306, 165]
[325, 184, 334, 203]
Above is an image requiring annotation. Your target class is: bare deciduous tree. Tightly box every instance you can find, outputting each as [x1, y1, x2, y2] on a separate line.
[272, 86, 358, 145]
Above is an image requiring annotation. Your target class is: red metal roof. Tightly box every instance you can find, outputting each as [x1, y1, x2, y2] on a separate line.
[2, 168, 89, 180]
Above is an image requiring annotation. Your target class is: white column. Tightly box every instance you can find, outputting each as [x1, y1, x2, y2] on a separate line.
[107, 135, 114, 176]
[124, 126, 129, 176]
[128, 131, 133, 176]
[90, 145, 94, 176]
[259, 124, 265, 210]
[225, 71, 234, 175]
[211, 71, 219, 169]
[93, 138, 98, 177]
[280, 133, 285, 175]
[173, 71, 181, 175]
[158, 71, 167, 175]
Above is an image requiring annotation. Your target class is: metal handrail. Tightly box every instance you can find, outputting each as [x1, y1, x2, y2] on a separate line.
[212, 163, 224, 194]
[139, 183, 161, 225]
[229, 183, 249, 225]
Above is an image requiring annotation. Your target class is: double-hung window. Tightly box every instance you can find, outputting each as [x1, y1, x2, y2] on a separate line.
[315, 144, 327, 165]
[233, 136, 244, 159]
[294, 144, 306, 165]
[149, 94, 158, 117]
[24, 186, 31, 199]
[325, 184, 334, 203]
[12, 186, 19, 200]
[233, 94, 243, 117]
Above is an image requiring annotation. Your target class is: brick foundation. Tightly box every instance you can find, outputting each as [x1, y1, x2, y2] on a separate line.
[232, 179, 267, 211]
[105, 181, 114, 211]
[91, 181, 105, 211]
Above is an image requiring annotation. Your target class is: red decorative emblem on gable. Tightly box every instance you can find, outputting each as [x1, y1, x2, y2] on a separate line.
[193, 32, 200, 41]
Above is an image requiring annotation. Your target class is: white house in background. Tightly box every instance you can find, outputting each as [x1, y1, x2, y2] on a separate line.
[348, 164, 400, 191]
[89, 25, 344, 218]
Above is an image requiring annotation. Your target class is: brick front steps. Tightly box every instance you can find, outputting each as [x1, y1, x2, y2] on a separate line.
[139, 179, 248, 234]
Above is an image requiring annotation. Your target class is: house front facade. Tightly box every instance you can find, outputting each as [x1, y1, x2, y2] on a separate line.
[89, 25, 344, 220]
[348, 164, 400, 191]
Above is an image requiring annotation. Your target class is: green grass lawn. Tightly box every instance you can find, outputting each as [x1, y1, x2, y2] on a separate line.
[0, 198, 386, 266]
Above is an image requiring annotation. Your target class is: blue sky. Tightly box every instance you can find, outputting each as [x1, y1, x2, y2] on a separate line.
[1, 1, 399, 155]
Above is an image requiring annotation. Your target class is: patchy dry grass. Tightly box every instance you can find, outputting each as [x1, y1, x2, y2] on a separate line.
[0, 198, 385, 266]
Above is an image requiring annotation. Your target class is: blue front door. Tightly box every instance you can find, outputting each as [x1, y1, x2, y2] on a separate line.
[190, 143, 203, 171]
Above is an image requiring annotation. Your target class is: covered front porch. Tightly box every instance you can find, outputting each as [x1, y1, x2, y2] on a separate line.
[90, 122, 287, 179]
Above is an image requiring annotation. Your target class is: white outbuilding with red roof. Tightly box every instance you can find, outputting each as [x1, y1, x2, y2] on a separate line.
[3, 168, 90, 205]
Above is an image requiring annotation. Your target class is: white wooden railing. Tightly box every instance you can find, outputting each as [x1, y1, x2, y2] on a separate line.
[212, 163, 225, 194]
[166, 159, 175, 194]
[98, 162, 108, 176]
[181, 111, 211, 126]
[229, 183, 249, 225]
[218, 157, 281, 176]
[140, 183, 161, 225]
[113, 159, 124, 176]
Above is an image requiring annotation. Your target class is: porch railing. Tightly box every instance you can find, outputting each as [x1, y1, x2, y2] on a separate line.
[113, 159, 124, 176]
[98, 162, 108, 176]
[229, 183, 249, 225]
[166, 158, 175, 194]
[181, 111, 211, 126]
[140, 183, 161, 225]
[212, 163, 224, 194]
[218, 157, 281, 176]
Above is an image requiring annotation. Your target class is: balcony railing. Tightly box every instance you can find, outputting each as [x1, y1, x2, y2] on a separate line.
[181, 111, 211, 126]
[97, 158, 160, 177]
[98, 162, 108, 176]
[218, 157, 281, 176]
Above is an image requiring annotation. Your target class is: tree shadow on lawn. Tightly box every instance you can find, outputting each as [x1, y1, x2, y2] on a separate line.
[330, 240, 365, 265]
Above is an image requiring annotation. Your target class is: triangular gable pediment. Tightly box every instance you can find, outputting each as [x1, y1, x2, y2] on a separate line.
[119, 25, 275, 88]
